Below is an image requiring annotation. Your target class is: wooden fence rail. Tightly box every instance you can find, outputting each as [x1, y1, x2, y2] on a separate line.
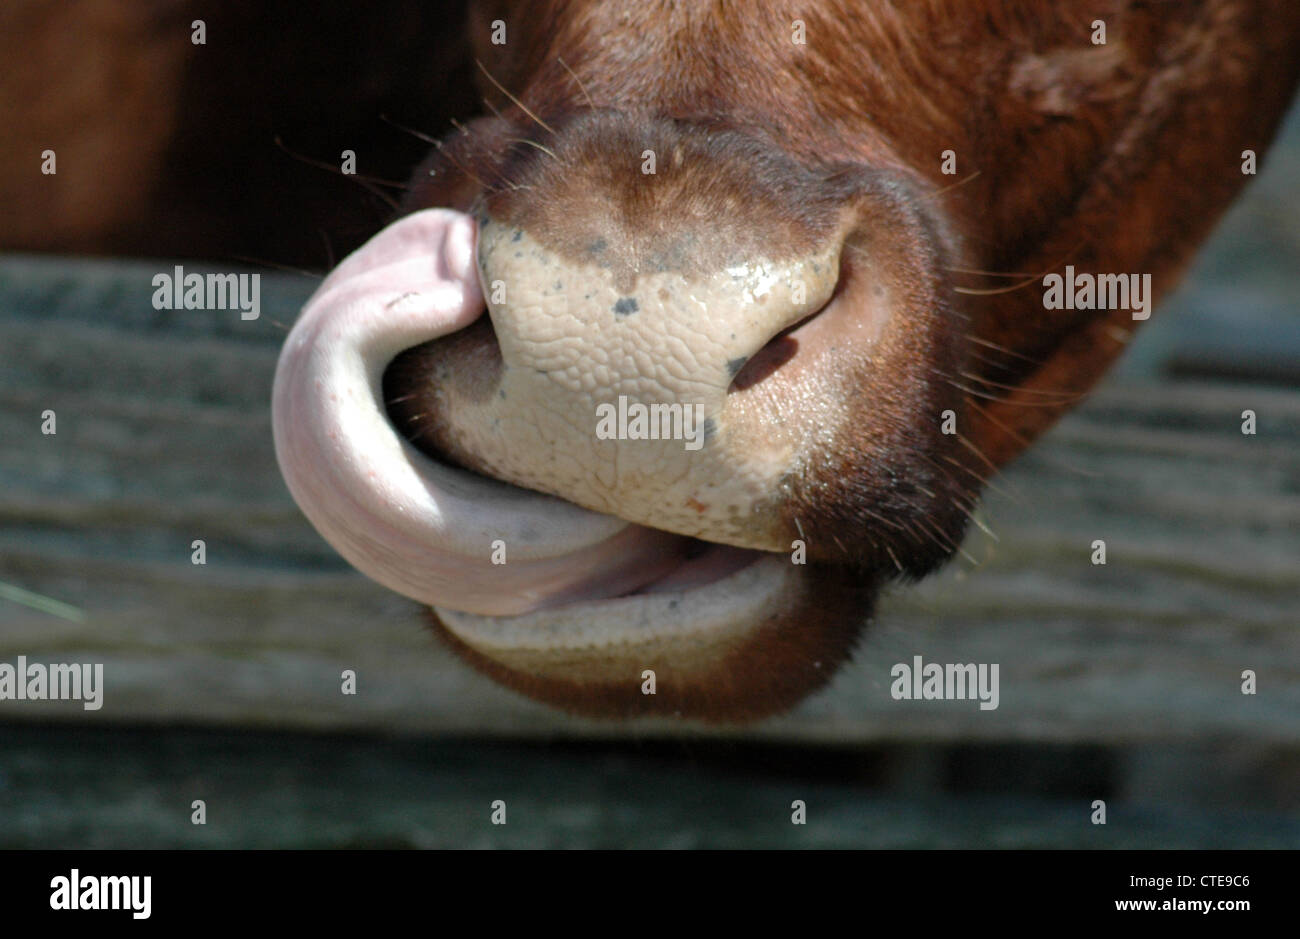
[0, 254, 1297, 745]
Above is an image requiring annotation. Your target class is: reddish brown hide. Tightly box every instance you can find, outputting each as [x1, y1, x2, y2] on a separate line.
[378, 1, 1300, 719]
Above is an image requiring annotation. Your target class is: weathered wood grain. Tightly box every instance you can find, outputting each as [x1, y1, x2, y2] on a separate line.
[0, 254, 1297, 744]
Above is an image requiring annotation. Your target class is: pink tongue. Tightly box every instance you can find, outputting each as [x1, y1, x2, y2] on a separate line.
[271, 209, 689, 616]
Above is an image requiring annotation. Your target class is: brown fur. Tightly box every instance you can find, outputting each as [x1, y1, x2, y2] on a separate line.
[390, 0, 1300, 719]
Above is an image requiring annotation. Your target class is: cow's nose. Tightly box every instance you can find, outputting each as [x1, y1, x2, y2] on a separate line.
[475, 214, 839, 400]
[385, 211, 844, 551]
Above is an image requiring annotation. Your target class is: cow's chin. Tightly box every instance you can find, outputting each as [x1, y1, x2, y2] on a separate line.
[430, 552, 878, 722]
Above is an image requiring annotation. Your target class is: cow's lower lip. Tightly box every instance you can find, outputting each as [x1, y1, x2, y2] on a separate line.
[433, 551, 795, 672]
[429, 549, 878, 723]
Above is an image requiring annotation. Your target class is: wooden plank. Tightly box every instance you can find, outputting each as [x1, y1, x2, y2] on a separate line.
[0, 255, 1297, 743]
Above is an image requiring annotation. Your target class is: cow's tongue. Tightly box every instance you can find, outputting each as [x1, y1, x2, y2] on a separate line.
[271, 208, 696, 616]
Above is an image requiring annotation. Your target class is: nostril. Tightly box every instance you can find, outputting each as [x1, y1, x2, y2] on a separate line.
[728, 335, 799, 392]
[727, 260, 850, 394]
[382, 314, 505, 463]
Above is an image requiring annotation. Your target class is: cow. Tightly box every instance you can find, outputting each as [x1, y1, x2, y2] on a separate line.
[271, 0, 1300, 720]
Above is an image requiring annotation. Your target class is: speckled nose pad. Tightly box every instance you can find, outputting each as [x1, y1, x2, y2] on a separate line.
[413, 214, 844, 551]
